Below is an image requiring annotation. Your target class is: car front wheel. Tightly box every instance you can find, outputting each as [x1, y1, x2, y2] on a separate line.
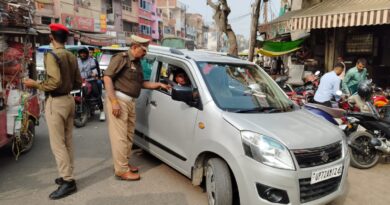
[206, 158, 233, 205]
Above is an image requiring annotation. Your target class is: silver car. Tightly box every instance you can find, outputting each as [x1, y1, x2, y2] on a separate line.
[134, 46, 350, 205]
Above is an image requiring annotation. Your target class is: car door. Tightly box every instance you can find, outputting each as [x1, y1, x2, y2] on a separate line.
[138, 56, 200, 174]
[135, 54, 158, 139]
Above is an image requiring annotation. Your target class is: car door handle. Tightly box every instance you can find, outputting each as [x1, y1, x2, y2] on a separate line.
[150, 100, 157, 107]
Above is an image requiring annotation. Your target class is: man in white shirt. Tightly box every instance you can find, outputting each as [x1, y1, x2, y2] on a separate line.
[313, 63, 344, 107]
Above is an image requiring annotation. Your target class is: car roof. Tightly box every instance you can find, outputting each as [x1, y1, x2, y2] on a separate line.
[148, 45, 251, 65]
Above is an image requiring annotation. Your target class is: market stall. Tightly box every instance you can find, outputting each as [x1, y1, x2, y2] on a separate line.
[0, 0, 40, 159]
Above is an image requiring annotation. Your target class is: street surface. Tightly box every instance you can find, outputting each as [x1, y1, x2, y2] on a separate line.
[0, 117, 389, 205]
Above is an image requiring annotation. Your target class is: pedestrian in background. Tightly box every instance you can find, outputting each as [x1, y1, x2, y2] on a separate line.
[276, 56, 284, 75]
[313, 63, 344, 107]
[336, 56, 346, 80]
[342, 58, 368, 95]
[103, 35, 170, 181]
[23, 24, 82, 199]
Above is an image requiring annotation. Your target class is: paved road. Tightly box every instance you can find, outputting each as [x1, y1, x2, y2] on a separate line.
[0, 117, 389, 205]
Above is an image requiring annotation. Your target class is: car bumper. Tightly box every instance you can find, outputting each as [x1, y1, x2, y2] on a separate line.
[236, 153, 350, 205]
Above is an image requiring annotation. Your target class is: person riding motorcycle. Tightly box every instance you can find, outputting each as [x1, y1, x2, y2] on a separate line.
[347, 81, 372, 113]
[77, 47, 105, 121]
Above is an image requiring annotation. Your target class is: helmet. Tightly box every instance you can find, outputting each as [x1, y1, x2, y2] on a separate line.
[357, 81, 372, 100]
[78, 47, 89, 55]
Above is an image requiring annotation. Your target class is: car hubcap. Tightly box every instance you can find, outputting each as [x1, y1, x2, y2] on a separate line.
[206, 165, 216, 205]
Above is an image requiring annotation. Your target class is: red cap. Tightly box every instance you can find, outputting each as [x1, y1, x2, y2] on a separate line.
[49, 23, 69, 34]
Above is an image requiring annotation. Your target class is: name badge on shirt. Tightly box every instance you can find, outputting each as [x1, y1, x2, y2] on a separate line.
[130, 63, 137, 71]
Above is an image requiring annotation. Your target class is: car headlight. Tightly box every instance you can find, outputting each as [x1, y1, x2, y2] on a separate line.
[241, 131, 295, 170]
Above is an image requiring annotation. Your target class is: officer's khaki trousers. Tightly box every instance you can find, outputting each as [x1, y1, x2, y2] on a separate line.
[106, 97, 136, 174]
[45, 95, 75, 181]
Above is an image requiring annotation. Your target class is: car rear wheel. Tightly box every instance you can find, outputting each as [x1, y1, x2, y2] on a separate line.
[206, 158, 233, 205]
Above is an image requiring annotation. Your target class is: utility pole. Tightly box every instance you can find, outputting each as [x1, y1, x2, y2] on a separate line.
[248, 0, 261, 62]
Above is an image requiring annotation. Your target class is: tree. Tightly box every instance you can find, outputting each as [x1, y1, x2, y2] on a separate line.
[207, 0, 238, 56]
[248, 0, 262, 62]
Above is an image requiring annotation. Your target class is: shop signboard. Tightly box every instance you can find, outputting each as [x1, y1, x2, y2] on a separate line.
[100, 15, 107, 32]
[61, 14, 94, 32]
[76, 16, 94, 31]
[62, 14, 75, 29]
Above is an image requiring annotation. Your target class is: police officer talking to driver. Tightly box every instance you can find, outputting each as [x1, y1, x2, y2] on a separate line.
[104, 35, 171, 181]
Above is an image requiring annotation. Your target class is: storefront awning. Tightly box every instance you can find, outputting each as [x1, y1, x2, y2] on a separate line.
[290, 0, 390, 30]
[258, 38, 305, 57]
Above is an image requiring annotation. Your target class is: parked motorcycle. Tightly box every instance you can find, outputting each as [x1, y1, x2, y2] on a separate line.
[71, 79, 102, 128]
[305, 100, 390, 169]
[275, 76, 305, 106]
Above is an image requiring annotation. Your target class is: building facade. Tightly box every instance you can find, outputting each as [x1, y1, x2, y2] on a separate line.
[34, 0, 111, 45]
[122, 0, 139, 44]
[157, 0, 186, 38]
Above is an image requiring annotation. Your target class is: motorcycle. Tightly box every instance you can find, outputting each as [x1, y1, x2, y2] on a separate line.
[275, 76, 305, 106]
[71, 79, 102, 128]
[372, 86, 390, 121]
[305, 99, 390, 169]
[296, 71, 321, 104]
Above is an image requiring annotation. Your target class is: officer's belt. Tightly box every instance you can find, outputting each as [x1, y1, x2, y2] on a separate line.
[115, 91, 134, 102]
[46, 92, 69, 97]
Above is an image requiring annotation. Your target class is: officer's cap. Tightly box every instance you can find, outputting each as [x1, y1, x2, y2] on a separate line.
[130, 35, 150, 46]
[49, 23, 70, 34]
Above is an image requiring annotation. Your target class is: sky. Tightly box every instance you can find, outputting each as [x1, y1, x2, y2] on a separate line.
[184, 0, 281, 38]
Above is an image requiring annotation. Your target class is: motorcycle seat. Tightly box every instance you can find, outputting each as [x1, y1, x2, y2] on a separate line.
[305, 103, 346, 118]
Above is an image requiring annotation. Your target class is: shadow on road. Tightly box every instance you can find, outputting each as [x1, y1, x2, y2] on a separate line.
[86, 193, 189, 205]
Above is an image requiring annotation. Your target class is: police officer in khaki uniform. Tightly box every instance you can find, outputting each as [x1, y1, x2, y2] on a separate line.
[24, 24, 82, 199]
[104, 35, 170, 180]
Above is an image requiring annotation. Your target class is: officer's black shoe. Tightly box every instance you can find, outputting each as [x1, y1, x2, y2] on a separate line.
[54, 177, 64, 185]
[49, 180, 77, 200]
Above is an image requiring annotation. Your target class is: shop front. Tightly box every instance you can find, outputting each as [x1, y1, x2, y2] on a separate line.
[264, 0, 390, 87]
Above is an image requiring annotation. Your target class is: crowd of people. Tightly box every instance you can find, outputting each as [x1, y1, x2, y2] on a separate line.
[314, 58, 369, 109]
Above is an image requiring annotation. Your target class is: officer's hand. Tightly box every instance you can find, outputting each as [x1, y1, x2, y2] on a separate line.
[23, 78, 37, 88]
[111, 101, 121, 118]
[160, 83, 172, 91]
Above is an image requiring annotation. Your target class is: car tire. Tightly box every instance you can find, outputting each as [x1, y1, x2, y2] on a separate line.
[206, 158, 233, 205]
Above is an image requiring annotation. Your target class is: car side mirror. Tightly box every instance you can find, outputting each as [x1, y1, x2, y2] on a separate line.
[171, 85, 196, 103]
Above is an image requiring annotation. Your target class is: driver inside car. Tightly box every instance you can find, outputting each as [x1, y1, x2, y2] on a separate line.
[174, 70, 191, 87]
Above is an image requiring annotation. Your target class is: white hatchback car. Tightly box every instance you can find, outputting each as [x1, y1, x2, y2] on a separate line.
[134, 46, 350, 205]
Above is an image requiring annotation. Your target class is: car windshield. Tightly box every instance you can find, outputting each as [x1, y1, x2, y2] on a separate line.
[198, 62, 294, 113]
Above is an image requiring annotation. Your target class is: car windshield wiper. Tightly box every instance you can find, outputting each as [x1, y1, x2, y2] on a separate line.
[234, 107, 282, 113]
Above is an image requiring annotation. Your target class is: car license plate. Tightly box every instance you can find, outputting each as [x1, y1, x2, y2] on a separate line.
[310, 164, 343, 184]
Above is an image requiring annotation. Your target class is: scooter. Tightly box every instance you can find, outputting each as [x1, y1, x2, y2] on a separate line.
[71, 79, 102, 128]
[305, 100, 390, 169]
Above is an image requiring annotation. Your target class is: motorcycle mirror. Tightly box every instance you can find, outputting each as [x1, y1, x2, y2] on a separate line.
[335, 90, 343, 96]
[314, 70, 321, 76]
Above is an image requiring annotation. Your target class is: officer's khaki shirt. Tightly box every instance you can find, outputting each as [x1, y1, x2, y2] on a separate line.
[104, 51, 144, 98]
[34, 46, 82, 94]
